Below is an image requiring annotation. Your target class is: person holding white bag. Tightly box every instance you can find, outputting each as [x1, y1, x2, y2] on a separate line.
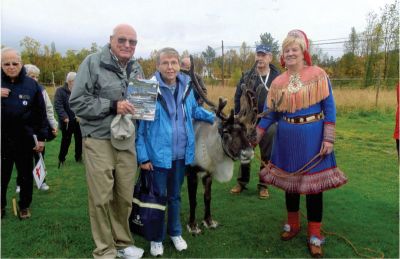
[1, 48, 48, 219]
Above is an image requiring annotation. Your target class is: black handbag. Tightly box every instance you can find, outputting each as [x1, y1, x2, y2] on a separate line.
[129, 170, 167, 241]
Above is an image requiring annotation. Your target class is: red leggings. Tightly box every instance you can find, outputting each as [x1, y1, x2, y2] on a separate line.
[285, 192, 323, 222]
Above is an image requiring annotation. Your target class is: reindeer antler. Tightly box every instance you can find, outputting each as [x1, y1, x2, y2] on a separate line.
[237, 61, 259, 128]
[215, 97, 228, 121]
[189, 55, 216, 109]
[257, 92, 285, 118]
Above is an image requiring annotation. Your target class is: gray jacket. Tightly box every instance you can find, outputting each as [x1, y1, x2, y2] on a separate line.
[69, 44, 144, 139]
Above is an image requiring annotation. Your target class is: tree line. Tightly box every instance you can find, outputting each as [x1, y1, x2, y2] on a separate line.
[10, 1, 399, 88]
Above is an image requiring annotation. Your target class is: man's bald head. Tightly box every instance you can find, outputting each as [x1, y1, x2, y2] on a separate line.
[112, 24, 136, 37]
[110, 24, 138, 65]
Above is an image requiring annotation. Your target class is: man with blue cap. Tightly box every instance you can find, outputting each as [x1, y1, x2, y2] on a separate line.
[231, 44, 280, 199]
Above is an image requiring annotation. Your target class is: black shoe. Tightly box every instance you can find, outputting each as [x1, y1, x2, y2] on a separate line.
[75, 157, 82, 163]
[1, 208, 5, 219]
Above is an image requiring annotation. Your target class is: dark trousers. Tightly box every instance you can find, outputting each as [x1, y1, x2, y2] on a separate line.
[237, 123, 276, 188]
[58, 119, 82, 162]
[17, 147, 47, 187]
[285, 192, 323, 222]
[1, 138, 34, 210]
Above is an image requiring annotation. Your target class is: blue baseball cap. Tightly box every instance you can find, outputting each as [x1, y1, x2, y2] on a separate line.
[256, 44, 272, 54]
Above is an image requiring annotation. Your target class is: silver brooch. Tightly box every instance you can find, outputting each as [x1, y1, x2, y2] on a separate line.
[287, 73, 304, 93]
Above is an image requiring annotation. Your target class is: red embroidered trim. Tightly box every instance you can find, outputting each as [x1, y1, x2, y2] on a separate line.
[260, 165, 347, 194]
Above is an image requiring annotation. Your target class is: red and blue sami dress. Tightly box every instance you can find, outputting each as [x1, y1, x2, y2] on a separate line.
[257, 66, 347, 194]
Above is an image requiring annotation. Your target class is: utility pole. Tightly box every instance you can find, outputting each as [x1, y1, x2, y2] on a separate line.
[221, 40, 225, 87]
[52, 72, 56, 90]
[375, 64, 381, 107]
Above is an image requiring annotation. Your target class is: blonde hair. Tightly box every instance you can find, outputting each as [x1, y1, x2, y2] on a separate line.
[281, 34, 306, 54]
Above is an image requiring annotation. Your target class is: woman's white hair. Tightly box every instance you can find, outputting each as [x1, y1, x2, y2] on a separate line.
[156, 47, 180, 65]
[24, 64, 40, 75]
[66, 72, 77, 82]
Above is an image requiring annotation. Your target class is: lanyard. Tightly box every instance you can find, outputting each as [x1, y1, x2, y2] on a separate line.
[259, 72, 270, 91]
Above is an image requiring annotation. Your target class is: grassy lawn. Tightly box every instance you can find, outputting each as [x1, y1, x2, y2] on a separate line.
[1, 109, 398, 258]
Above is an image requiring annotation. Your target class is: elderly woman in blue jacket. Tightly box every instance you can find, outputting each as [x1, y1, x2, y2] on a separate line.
[136, 47, 215, 257]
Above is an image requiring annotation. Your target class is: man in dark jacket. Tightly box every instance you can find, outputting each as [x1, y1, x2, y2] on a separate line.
[54, 72, 82, 167]
[1, 47, 48, 219]
[231, 44, 280, 199]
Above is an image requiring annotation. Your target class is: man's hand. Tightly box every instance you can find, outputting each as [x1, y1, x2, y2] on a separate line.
[140, 162, 153, 171]
[33, 141, 45, 153]
[117, 100, 135, 115]
[321, 141, 334, 155]
[1, 88, 10, 98]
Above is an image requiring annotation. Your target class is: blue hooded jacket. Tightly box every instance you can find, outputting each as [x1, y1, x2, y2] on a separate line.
[136, 72, 215, 169]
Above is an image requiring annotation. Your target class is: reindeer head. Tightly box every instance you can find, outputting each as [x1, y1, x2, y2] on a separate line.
[236, 61, 260, 144]
[216, 98, 254, 163]
[189, 56, 254, 163]
[236, 61, 283, 144]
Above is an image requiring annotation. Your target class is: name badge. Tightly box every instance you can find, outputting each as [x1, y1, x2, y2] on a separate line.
[19, 94, 30, 100]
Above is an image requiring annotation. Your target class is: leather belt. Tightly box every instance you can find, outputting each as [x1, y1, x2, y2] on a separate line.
[283, 113, 324, 124]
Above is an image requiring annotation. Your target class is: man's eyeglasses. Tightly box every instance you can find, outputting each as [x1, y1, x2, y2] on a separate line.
[2, 62, 20, 67]
[117, 37, 138, 47]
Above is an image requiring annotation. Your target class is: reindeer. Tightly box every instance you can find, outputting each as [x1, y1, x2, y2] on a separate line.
[186, 58, 284, 234]
[186, 56, 254, 234]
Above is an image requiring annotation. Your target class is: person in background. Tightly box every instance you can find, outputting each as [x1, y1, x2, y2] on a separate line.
[54, 72, 82, 168]
[136, 47, 215, 257]
[180, 56, 207, 105]
[230, 44, 280, 199]
[14, 64, 58, 192]
[69, 24, 144, 259]
[1, 47, 47, 219]
[394, 82, 399, 159]
[255, 30, 347, 257]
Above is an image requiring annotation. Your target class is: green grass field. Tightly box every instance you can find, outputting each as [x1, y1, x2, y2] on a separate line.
[1, 109, 398, 258]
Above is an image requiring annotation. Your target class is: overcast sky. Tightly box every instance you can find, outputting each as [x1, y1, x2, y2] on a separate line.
[1, 0, 394, 58]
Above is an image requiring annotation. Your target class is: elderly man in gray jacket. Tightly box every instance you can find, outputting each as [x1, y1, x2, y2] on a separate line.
[69, 24, 144, 259]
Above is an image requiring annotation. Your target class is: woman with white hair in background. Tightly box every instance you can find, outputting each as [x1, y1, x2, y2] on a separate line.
[54, 72, 82, 168]
[14, 64, 58, 192]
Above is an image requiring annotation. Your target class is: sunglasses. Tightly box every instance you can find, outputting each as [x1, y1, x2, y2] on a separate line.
[2, 62, 20, 67]
[117, 37, 138, 47]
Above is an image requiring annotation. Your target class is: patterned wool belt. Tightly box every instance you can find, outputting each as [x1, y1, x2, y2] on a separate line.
[282, 112, 324, 124]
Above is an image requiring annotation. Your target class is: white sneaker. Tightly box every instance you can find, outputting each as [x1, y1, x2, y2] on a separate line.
[40, 183, 50, 191]
[16, 186, 20, 193]
[117, 245, 144, 259]
[150, 241, 164, 257]
[170, 235, 187, 251]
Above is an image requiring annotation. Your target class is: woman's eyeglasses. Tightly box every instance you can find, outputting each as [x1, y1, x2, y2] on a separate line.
[2, 62, 20, 67]
[117, 37, 138, 47]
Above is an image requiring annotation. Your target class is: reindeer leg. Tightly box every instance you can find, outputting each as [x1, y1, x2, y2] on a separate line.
[186, 166, 201, 235]
[202, 173, 219, 229]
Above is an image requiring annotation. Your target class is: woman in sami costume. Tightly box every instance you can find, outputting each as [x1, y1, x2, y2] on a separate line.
[255, 30, 347, 258]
